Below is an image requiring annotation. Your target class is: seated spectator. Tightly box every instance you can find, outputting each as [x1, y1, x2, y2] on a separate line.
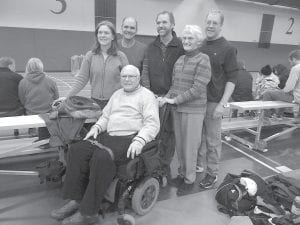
[231, 60, 253, 102]
[255, 64, 279, 100]
[0, 57, 24, 136]
[273, 64, 290, 89]
[18, 58, 59, 140]
[50, 65, 160, 225]
[231, 60, 253, 117]
[263, 50, 300, 116]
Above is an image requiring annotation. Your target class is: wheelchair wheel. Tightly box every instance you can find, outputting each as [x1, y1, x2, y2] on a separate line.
[131, 177, 159, 215]
[117, 214, 135, 225]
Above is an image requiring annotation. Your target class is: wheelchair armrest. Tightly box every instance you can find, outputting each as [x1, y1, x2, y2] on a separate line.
[123, 140, 158, 179]
[141, 140, 159, 152]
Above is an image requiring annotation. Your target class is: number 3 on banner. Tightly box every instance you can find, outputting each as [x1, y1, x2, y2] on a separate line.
[286, 17, 294, 35]
[50, 0, 67, 14]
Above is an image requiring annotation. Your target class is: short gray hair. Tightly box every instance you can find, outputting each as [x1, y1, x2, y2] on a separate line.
[182, 25, 204, 42]
[121, 65, 140, 76]
[0, 57, 15, 68]
[26, 58, 44, 73]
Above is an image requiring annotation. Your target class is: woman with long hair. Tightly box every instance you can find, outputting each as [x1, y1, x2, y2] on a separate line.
[67, 20, 128, 108]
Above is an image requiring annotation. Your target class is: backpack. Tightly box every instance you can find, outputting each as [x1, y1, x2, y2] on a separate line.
[215, 172, 257, 216]
[265, 174, 300, 211]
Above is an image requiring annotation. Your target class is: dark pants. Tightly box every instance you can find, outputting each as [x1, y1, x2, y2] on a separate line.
[159, 107, 175, 177]
[62, 133, 133, 215]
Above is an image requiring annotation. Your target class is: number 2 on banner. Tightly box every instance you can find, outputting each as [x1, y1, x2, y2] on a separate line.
[50, 0, 67, 14]
[286, 17, 294, 35]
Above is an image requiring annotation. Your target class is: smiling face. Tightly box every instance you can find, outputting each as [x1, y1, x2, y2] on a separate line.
[97, 25, 114, 47]
[182, 31, 201, 52]
[120, 65, 140, 92]
[121, 17, 137, 41]
[156, 13, 174, 37]
[205, 13, 223, 40]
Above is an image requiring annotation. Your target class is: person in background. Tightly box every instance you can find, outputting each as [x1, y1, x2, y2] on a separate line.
[67, 20, 128, 109]
[18, 58, 59, 140]
[0, 57, 24, 137]
[159, 25, 211, 195]
[197, 10, 239, 189]
[273, 64, 290, 89]
[50, 65, 159, 225]
[141, 11, 184, 180]
[263, 50, 300, 116]
[231, 60, 253, 117]
[118, 17, 146, 72]
[254, 64, 280, 100]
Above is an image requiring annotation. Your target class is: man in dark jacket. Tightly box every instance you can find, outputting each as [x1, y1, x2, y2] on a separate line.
[141, 11, 184, 180]
[0, 57, 24, 136]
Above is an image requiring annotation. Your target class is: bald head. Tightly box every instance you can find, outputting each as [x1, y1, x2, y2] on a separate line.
[120, 65, 141, 92]
[121, 65, 140, 76]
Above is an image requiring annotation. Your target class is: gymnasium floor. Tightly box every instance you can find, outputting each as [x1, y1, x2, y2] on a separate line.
[0, 72, 300, 225]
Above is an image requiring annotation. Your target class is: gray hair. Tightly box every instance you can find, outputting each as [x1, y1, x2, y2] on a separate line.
[182, 25, 204, 42]
[0, 57, 15, 68]
[121, 65, 140, 76]
[25, 58, 44, 73]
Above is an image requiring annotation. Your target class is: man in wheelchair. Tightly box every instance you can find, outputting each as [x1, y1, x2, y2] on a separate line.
[51, 65, 160, 225]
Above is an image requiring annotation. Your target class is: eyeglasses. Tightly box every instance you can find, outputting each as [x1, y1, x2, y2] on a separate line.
[120, 75, 138, 79]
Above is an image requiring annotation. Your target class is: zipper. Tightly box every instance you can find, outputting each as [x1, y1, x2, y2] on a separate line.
[100, 55, 108, 98]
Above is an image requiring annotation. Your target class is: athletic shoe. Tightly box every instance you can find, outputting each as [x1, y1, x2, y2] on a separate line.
[50, 200, 79, 220]
[62, 211, 99, 225]
[196, 166, 204, 173]
[199, 174, 217, 189]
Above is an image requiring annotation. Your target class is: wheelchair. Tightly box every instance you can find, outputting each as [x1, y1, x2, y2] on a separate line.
[102, 104, 171, 225]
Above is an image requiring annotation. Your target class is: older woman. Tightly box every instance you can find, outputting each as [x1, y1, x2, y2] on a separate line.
[118, 17, 146, 72]
[159, 25, 211, 195]
[67, 20, 128, 108]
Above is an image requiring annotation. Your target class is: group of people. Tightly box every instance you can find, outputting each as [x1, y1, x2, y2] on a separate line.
[1, 7, 300, 225]
[48, 9, 240, 225]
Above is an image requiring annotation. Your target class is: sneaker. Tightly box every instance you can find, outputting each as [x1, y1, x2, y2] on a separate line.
[50, 200, 79, 220]
[177, 182, 194, 196]
[168, 175, 184, 187]
[62, 211, 99, 225]
[199, 174, 217, 189]
[196, 166, 204, 173]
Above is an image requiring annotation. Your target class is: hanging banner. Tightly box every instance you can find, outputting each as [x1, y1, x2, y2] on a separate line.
[0, 0, 94, 31]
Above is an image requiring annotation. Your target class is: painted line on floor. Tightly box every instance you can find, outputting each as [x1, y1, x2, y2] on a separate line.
[222, 140, 281, 173]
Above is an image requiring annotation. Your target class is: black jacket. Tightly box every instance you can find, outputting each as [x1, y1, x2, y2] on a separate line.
[142, 32, 184, 95]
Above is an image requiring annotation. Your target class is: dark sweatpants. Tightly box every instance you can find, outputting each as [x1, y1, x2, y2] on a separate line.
[62, 133, 133, 215]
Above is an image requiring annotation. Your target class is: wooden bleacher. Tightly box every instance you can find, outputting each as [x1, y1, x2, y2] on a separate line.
[0, 114, 95, 176]
[222, 101, 300, 152]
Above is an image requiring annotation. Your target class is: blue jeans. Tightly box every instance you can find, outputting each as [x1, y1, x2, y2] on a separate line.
[197, 102, 222, 176]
